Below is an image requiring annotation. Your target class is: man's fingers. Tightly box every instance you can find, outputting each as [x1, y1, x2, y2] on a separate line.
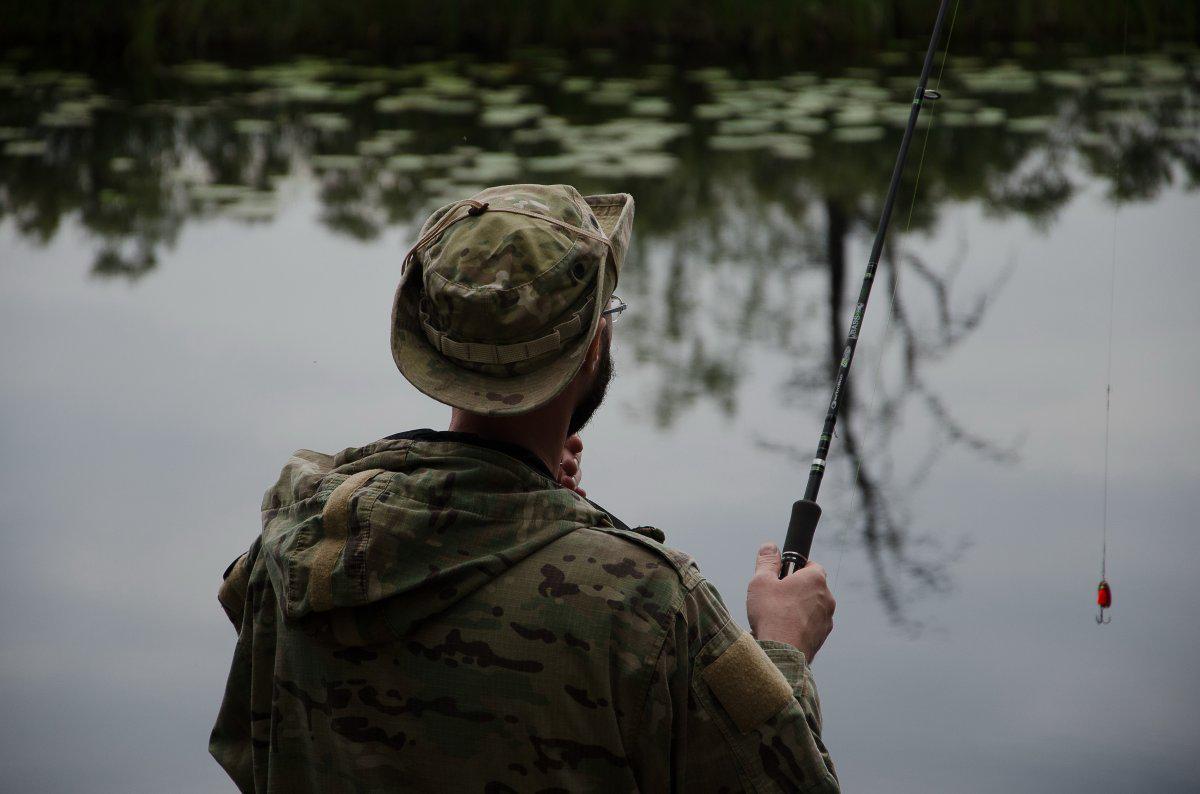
[754, 543, 782, 577]
[565, 435, 584, 455]
[559, 456, 578, 477]
[803, 561, 828, 582]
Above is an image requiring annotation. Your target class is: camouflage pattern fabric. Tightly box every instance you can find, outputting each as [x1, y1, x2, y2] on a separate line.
[390, 184, 635, 416]
[418, 186, 605, 357]
[211, 435, 839, 792]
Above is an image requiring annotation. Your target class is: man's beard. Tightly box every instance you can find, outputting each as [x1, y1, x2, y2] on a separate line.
[567, 329, 613, 436]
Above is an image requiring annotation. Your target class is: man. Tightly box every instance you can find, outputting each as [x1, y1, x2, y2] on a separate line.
[211, 184, 839, 792]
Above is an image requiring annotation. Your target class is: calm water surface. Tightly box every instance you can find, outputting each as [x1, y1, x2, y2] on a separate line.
[1, 48, 1199, 791]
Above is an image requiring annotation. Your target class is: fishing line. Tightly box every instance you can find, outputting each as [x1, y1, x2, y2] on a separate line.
[832, 0, 961, 589]
[1096, 0, 1129, 625]
[778, 0, 957, 581]
[1100, 243, 1114, 585]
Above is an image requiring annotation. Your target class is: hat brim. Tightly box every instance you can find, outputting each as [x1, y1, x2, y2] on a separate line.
[390, 191, 634, 416]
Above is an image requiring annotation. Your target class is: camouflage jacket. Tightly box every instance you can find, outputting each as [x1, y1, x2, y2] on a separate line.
[210, 433, 839, 792]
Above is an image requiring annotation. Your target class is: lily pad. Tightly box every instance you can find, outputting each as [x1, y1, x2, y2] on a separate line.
[630, 98, 671, 117]
[526, 154, 584, 173]
[1098, 109, 1149, 125]
[834, 105, 877, 126]
[1097, 87, 1147, 103]
[974, 108, 1007, 126]
[175, 61, 243, 85]
[767, 135, 812, 159]
[1094, 69, 1130, 86]
[832, 126, 886, 143]
[453, 152, 521, 183]
[386, 154, 429, 173]
[878, 105, 932, 128]
[782, 117, 829, 135]
[1142, 62, 1186, 83]
[4, 139, 47, 157]
[468, 63, 520, 84]
[480, 104, 545, 127]
[694, 103, 735, 120]
[376, 93, 475, 114]
[512, 127, 559, 145]
[959, 67, 1037, 94]
[234, 118, 272, 135]
[305, 113, 350, 133]
[357, 138, 397, 157]
[561, 77, 595, 94]
[687, 67, 734, 83]
[426, 182, 488, 207]
[938, 110, 978, 127]
[424, 74, 475, 96]
[481, 87, 529, 105]
[1042, 71, 1089, 90]
[1162, 128, 1197, 143]
[1007, 116, 1055, 134]
[310, 154, 362, 171]
[608, 152, 679, 178]
[375, 129, 415, 145]
[40, 106, 92, 127]
[708, 134, 772, 151]
[587, 90, 634, 107]
[717, 118, 775, 136]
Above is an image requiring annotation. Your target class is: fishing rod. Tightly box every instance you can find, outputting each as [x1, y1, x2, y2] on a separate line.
[780, 0, 955, 578]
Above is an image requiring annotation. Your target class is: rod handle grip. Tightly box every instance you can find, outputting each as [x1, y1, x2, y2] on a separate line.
[780, 499, 822, 578]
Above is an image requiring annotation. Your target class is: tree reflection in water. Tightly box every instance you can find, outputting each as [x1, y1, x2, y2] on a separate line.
[1, 50, 1196, 624]
[758, 231, 1017, 632]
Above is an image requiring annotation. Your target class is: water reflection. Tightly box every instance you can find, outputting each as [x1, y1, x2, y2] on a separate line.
[2, 52, 1196, 273]
[755, 221, 1018, 632]
[2, 48, 1197, 624]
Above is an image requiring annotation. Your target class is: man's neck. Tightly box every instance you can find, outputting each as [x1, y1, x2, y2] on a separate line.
[448, 405, 569, 477]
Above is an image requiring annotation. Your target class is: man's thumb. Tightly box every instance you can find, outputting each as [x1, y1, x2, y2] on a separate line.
[754, 542, 781, 577]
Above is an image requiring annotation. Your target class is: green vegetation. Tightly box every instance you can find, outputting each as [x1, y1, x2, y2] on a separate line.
[2, 0, 1197, 71]
[1, 38, 1193, 615]
[1, 49, 1196, 276]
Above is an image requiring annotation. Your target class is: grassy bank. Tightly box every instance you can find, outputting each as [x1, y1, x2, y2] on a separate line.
[5, 0, 1197, 71]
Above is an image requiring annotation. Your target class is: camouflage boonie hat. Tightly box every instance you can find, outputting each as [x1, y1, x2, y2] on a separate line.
[391, 184, 634, 415]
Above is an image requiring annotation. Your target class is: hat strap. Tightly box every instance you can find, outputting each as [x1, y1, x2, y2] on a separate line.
[420, 296, 596, 365]
[401, 199, 616, 276]
[401, 198, 489, 275]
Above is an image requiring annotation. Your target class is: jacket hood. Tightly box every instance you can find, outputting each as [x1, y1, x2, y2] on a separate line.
[257, 434, 615, 644]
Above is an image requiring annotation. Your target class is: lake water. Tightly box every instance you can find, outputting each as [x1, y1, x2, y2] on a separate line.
[2, 48, 1199, 791]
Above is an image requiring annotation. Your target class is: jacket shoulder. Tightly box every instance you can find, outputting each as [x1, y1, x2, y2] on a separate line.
[546, 525, 704, 599]
[260, 449, 336, 512]
[586, 525, 703, 590]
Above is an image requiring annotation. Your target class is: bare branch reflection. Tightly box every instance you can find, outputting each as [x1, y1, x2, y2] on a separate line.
[0, 50, 1194, 624]
[757, 223, 1017, 630]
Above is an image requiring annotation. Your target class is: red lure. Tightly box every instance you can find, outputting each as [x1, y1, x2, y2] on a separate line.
[1097, 580, 1112, 609]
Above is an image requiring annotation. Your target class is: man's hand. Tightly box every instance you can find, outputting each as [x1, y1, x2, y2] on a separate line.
[557, 434, 586, 497]
[746, 543, 836, 662]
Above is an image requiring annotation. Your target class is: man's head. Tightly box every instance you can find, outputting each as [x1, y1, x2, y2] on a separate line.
[390, 184, 634, 420]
